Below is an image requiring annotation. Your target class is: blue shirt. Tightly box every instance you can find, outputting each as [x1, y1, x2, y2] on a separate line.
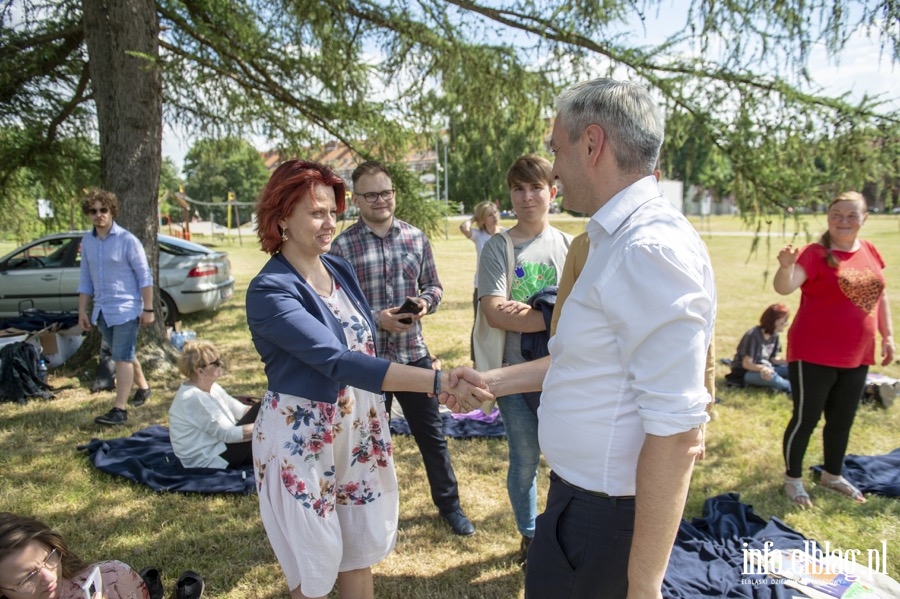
[77, 222, 153, 326]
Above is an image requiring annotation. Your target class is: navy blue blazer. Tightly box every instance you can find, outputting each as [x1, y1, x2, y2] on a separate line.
[246, 253, 391, 403]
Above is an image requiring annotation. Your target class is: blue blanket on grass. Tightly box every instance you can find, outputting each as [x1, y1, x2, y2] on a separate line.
[664, 493, 809, 598]
[812, 448, 900, 498]
[80, 425, 255, 494]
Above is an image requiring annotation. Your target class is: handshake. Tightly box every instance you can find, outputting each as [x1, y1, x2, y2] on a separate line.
[436, 366, 496, 414]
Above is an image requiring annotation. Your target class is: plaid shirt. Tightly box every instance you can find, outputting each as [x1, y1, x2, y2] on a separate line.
[331, 218, 442, 364]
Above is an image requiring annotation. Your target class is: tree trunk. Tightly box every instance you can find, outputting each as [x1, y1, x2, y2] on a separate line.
[81, 0, 173, 374]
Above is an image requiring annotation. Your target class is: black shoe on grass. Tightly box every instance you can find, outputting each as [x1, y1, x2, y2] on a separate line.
[95, 407, 128, 425]
[130, 387, 152, 406]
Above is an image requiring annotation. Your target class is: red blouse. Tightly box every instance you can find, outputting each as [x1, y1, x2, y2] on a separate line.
[786, 240, 885, 368]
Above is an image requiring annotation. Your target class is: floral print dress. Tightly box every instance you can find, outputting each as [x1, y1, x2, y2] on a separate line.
[252, 283, 398, 598]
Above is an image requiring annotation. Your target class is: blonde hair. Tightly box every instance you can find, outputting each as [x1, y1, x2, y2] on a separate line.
[177, 340, 221, 378]
[473, 201, 498, 229]
[821, 191, 867, 268]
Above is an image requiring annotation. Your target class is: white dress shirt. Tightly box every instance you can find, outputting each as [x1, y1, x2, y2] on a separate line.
[539, 176, 716, 496]
[168, 382, 249, 469]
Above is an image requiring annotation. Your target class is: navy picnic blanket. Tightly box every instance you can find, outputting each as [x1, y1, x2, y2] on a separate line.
[389, 407, 506, 438]
[664, 493, 809, 598]
[812, 448, 900, 498]
[79, 425, 255, 494]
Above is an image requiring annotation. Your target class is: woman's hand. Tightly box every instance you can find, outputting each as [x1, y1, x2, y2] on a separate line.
[777, 245, 799, 268]
[760, 366, 775, 381]
[882, 335, 895, 367]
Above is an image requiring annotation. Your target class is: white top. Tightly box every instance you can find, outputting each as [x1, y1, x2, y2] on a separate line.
[168, 382, 249, 469]
[539, 176, 716, 496]
[471, 228, 494, 287]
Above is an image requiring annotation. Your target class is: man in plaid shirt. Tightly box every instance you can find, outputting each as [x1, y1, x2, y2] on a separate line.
[331, 160, 475, 536]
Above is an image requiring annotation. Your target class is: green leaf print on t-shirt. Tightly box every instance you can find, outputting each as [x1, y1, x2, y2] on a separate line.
[511, 261, 558, 302]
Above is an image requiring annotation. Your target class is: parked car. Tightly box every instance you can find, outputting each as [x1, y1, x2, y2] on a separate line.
[0, 232, 235, 324]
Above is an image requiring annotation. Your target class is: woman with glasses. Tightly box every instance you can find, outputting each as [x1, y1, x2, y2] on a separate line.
[0, 512, 149, 598]
[168, 340, 258, 469]
[246, 160, 490, 599]
[775, 191, 895, 508]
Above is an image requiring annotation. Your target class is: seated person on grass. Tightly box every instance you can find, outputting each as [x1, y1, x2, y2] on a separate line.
[726, 303, 791, 394]
[168, 341, 258, 469]
[0, 511, 151, 599]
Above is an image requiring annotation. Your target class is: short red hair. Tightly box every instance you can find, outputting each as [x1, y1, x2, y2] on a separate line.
[759, 303, 790, 335]
[256, 160, 346, 255]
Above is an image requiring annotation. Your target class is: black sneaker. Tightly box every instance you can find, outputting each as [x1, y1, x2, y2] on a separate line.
[139, 567, 164, 599]
[95, 407, 128, 425]
[440, 509, 475, 536]
[519, 535, 532, 567]
[176, 570, 204, 599]
[130, 387, 153, 407]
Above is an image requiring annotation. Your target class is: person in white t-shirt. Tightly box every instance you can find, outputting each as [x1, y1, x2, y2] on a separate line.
[460, 200, 503, 307]
[444, 78, 715, 599]
[168, 340, 258, 469]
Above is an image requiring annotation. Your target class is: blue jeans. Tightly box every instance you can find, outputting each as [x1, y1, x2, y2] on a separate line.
[744, 365, 791, 393]
[497, 393, 540, 538]
[96, 312, 140, 362]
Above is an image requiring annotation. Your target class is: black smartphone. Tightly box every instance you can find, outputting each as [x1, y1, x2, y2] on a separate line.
[395, 298, 421, 324]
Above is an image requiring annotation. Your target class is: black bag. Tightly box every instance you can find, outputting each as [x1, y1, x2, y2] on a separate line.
[0, 341, 54, 404]
[91, 337, 116, 393]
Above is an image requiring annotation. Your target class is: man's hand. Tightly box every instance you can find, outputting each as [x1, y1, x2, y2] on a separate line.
[440, 366, 493, 413]
[78, 311, 92, 331]
[495, 299, 531, 315]
[378, 307, 415, 333]
[140, 311, 155, 328]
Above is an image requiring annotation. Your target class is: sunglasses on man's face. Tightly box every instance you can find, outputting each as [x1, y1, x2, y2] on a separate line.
[88, 207, 110, 215]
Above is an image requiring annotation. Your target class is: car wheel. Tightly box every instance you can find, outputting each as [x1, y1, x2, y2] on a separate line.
[160, 292, 179, 326]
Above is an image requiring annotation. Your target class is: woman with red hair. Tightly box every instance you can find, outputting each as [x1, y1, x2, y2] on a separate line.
[246, 160, 489, 599]
[726, 303, 791, 393]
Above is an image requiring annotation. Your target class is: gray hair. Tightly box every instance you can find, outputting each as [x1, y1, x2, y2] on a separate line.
[554, 78, 663, 176]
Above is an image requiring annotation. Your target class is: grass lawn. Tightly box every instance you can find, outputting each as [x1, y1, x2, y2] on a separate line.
[1, 213, 899, 598]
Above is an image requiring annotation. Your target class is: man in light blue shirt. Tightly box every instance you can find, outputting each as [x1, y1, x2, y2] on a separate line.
[77, 189, 155, 425]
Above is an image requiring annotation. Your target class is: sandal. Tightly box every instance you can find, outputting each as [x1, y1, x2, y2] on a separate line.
[819, 475, 866, 503]
[784, 477, 812, 509]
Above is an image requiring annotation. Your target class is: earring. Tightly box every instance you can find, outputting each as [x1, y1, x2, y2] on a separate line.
[281, 227, 288, 242]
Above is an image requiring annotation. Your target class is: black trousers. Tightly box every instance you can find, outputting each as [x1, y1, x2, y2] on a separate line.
[219, 401, 261, 469]
[384, 355, 461, 514]
[783, 361, 868, 478]
[525, 472, 634, 599]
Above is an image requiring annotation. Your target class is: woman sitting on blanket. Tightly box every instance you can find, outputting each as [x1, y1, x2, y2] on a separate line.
[726, 303, 791, 394]
[0, 512, 149, 599]
[168, 340, 259, 469]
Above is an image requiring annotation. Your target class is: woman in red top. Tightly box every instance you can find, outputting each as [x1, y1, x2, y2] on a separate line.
[774, 191, 895, 508]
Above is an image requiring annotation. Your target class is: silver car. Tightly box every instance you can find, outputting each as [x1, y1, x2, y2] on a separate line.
[0, 232, 235, 324]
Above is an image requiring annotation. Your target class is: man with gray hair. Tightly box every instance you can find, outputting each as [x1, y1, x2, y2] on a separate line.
[446, 78, 716, 597]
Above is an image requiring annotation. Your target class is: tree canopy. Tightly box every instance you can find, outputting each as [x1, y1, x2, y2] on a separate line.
[2, 0, 898, 226]
[182, 136, 269, 225]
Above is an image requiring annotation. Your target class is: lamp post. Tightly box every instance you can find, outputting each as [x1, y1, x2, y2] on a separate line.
[441, 133, 450, 238]
[441, 133, 449, 204]
[434, 134, 441, 203]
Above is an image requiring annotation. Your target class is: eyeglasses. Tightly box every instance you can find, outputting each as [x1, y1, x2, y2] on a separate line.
[88, 207, 110, 215]
[0, 548, 61, 594]
[202, 359, 223, 369]
[355, 189, 395, 203]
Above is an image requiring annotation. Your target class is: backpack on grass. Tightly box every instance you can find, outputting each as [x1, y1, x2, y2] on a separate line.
[0, 341, 54, 404]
